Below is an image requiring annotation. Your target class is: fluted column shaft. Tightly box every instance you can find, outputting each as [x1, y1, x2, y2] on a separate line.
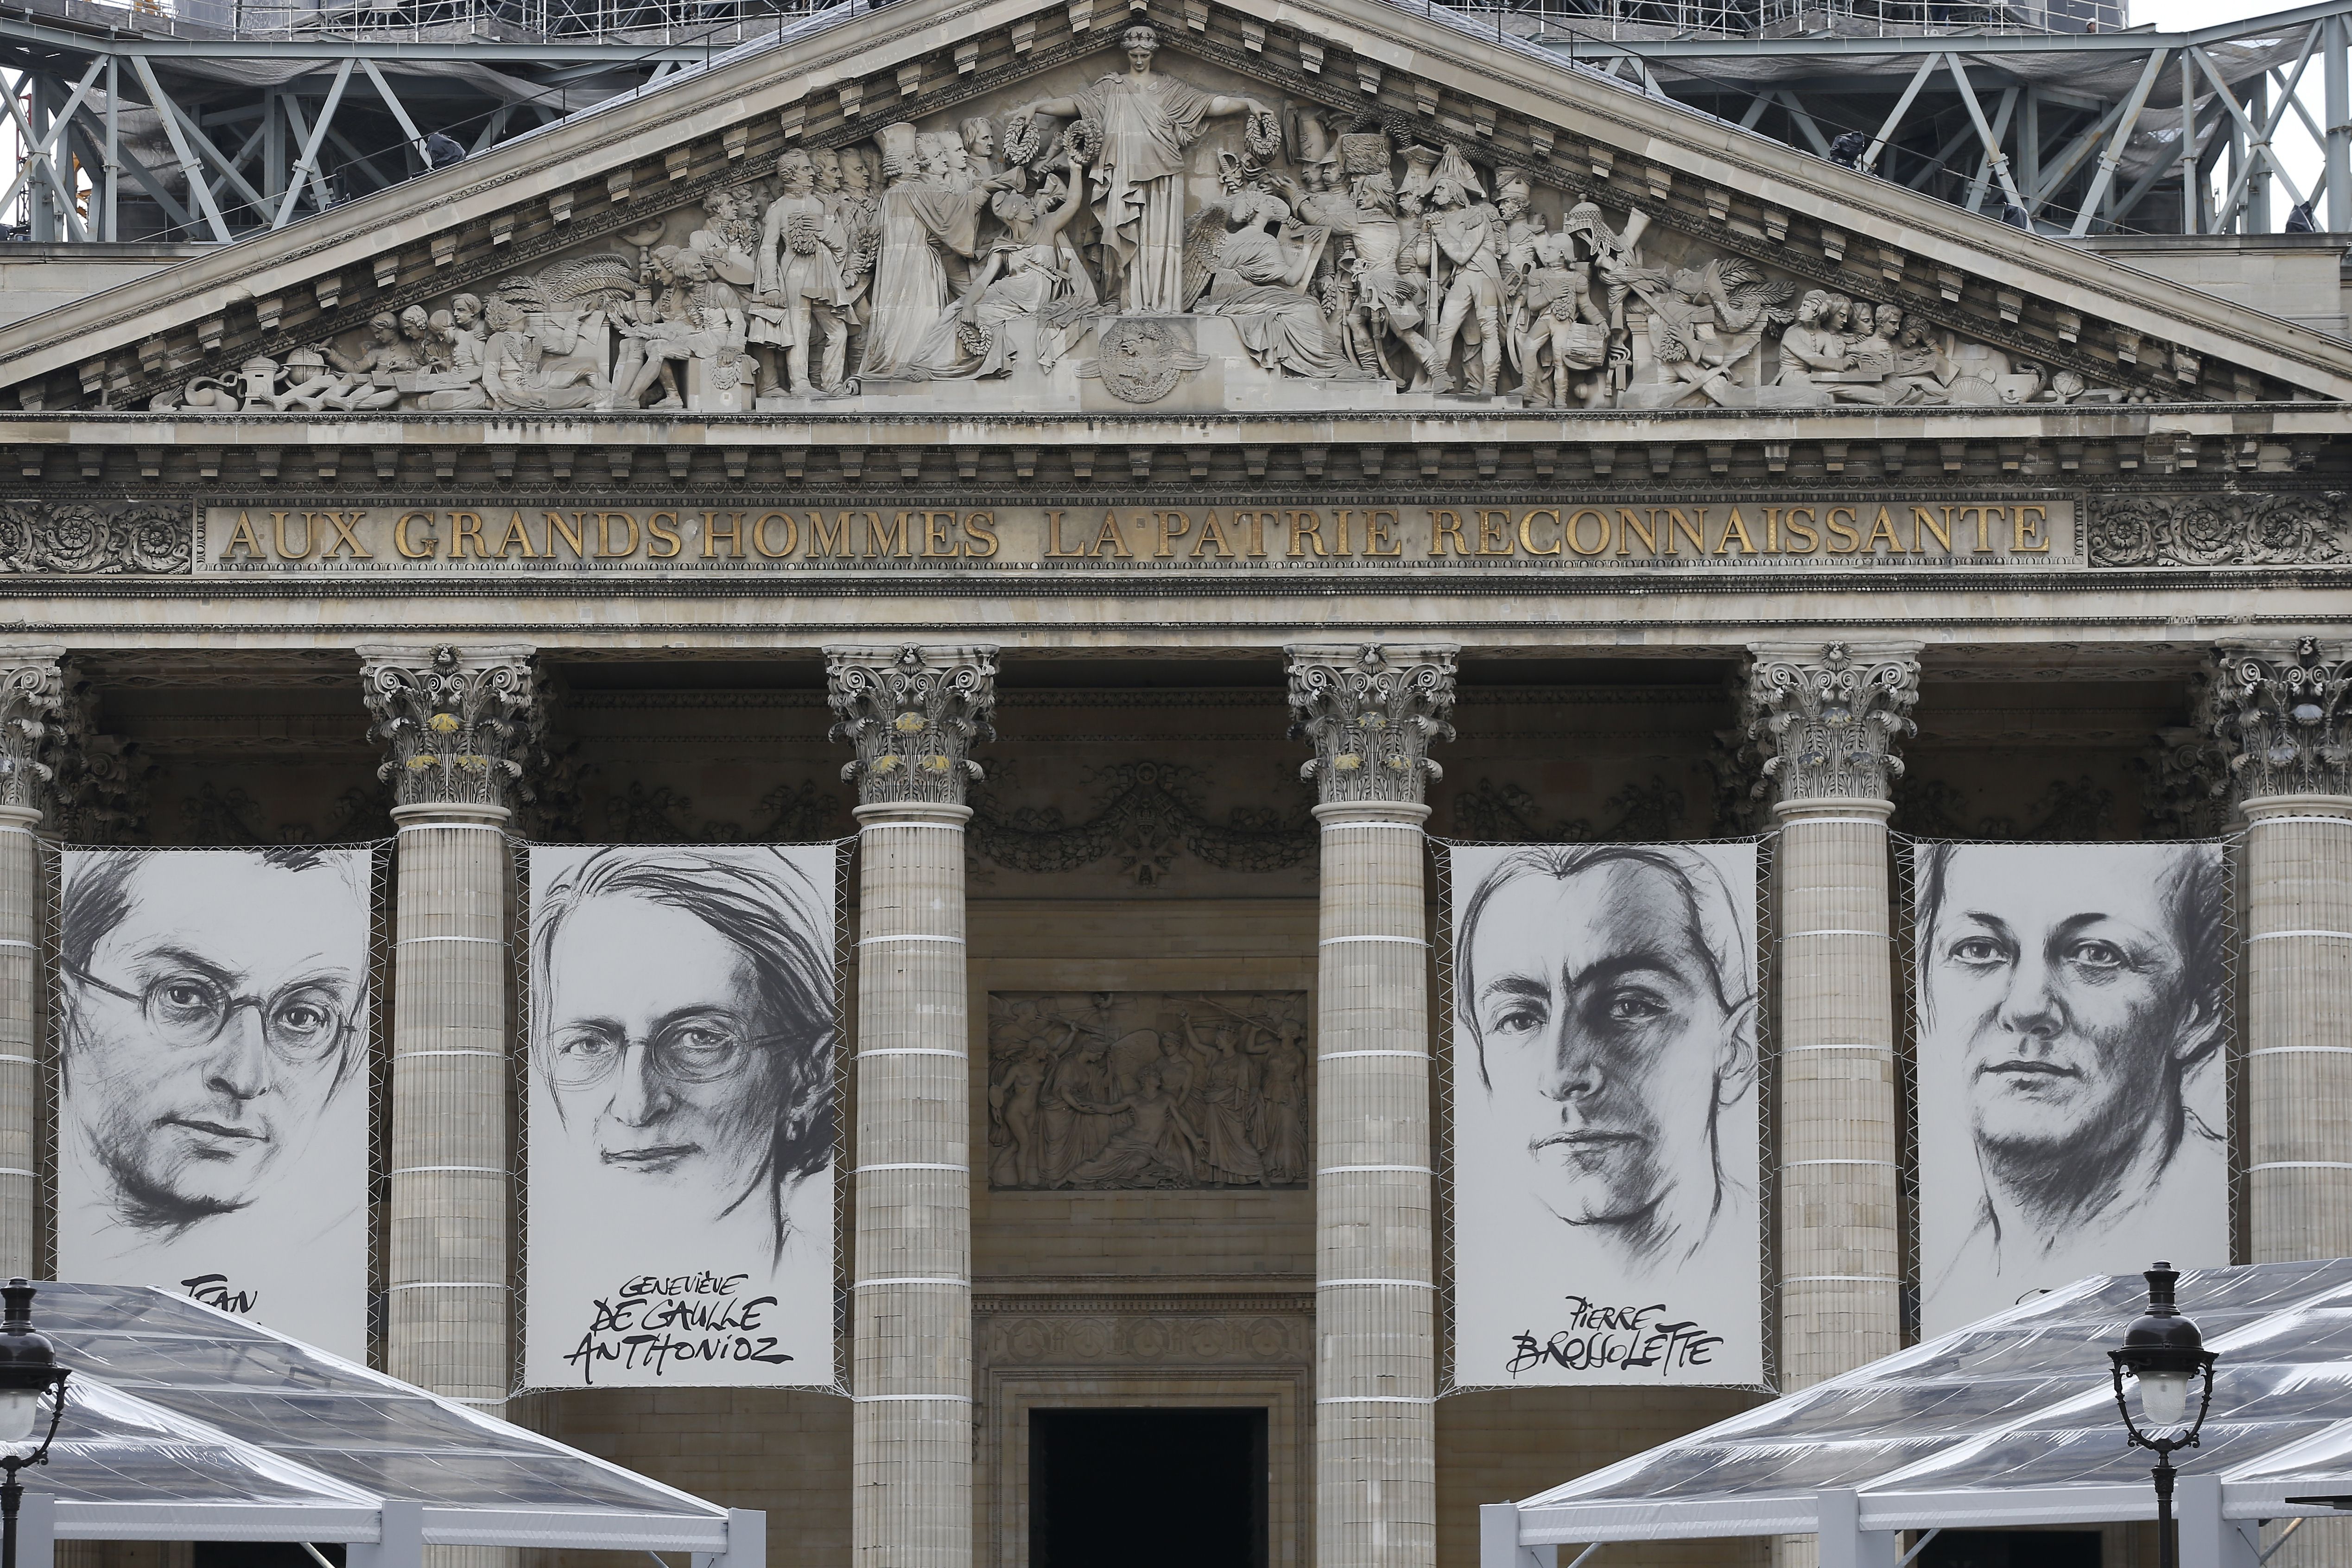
[361, 644, 534, 1440]
[1744, 642, 1919, 1393]
[852, 802, 972, 1568]
[1773, 799, 1900, 1387]
[2210, 641, 2352, 1263]
[386, 803, 514, 1404]
[2246, 794, 2352, 1258]
[827, 644, 995, 1568]
[0, 802, 40, 1278]
[1314, 800, 1435, 1568]
[0, 651, 63, 1278]
[1286, 642, 1454, 1568]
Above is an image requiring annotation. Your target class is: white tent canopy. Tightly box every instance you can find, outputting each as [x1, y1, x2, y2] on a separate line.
[10, 1281, 760, 1568]
[1483, 1260, 2352, 1568]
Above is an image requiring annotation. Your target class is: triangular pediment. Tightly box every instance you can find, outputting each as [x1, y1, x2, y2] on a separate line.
[2, 0, 2347, 416]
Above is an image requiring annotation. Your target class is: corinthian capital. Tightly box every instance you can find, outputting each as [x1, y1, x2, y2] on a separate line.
[2209, 637, 2352, 801]
[1744, 641, 1921, 806]
[1285, 643, 1458, 807]
[0, 648, 64, 817]
[825, 645, 998, 808]
[358, 643, 537, 813]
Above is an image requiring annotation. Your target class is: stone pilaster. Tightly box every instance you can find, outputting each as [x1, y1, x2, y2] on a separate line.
[0, 649, 62, 1280]
[1287, 642, 1455, 1568]
[2211, 639, 2352, 1266]
[827, 644, 995, 1568]
[361, 644, 533, 1440]
[1745, 641, 1919, 1392]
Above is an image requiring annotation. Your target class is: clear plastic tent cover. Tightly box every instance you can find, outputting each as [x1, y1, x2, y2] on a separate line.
[1516, 1260, 2352, 1541]
[22, 1282, 728, 1544]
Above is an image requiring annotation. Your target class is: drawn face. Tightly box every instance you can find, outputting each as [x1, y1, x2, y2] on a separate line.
[1927, 848, 2207, 1166]
[1470, 860, 1743, 1235]
[540, 893, 783, 1206]
[67, 857, 365, 1226]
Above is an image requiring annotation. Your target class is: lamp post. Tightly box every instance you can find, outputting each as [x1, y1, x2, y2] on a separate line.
[0, 1280, 69, 1568]
[2109, 1261, 2219, 1568]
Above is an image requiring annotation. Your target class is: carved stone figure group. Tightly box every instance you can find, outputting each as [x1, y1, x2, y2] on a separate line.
[987, 991, 1309, 1191]
[154, 26, 2124, 413]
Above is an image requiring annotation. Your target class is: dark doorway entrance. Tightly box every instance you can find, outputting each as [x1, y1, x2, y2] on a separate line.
[1029, 1407, 1268, 1568]
[1920, 1530, 2102, 1568]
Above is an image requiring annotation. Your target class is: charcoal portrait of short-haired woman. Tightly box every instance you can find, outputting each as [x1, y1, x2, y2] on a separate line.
[1916, 840, 2229, 1334]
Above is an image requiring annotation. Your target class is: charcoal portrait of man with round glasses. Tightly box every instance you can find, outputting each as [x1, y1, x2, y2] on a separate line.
[525, 843, 837, 1389]
[57, 845, 373, 1355]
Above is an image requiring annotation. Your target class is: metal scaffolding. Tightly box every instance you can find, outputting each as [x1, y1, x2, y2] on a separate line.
[2, 0, 2348, 241]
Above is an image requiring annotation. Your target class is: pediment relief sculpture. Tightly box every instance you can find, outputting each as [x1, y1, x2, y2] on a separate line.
[110, 25, 2267, 418]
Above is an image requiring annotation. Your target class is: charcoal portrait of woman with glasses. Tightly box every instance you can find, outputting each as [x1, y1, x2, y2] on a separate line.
[57, 846, 373, 1357]
[525, 844, 837, 1389]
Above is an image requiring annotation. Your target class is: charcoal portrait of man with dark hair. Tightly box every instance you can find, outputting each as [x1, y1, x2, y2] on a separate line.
[1916, 841, 2229, 1334]
[57, 845, 373, 1355]
[1450, 840, 1763, 1387]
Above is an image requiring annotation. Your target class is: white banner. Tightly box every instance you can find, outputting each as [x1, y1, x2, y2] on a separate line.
[1915, 841, 2229, 1336]
[57, 846, 373, 1357]
[524, 844, 837, 1388]
[1448, 841, 1763, 1387]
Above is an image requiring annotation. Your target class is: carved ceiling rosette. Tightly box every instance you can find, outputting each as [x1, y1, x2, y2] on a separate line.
[1744, 641, 1922, 805]
[825, 644, 998, 808]
[0, 651, 65, 814]
[2209, 637, 2352, 800]
[359, 643, 537, 812]
[1285, 643, 1458, 807]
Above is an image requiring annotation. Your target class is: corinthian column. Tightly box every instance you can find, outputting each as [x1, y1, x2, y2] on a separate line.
[826, 644, 996, 1568]
[361, 644, 534, 1432]
[1744, 641, 1919, 1392]
[2211, 638, 2352, 1264]
[1286, 642, 1456, 1568]
[0, 649, 61, 1278]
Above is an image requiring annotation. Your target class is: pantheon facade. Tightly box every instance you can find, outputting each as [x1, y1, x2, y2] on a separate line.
[0, 0, 2346, 1564]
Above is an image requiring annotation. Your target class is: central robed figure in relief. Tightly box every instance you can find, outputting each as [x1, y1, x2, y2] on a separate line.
[1014, 26, 1268, 314]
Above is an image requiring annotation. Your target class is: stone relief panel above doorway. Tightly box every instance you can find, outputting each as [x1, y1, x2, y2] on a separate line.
[987, 989, 1309, 1191]
[149, 29, 2149, 419]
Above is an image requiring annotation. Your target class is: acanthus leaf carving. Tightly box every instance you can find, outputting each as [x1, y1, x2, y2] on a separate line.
[1744, 641, 1921, 806]
[826, 643, 997, 808]
[2088, 493, 2349, 567]
[969, 758, 1313, 882]
[360, 643, 537, 813]
[2209, 637, 2352, 801]
[1286, 642, 1456, 807]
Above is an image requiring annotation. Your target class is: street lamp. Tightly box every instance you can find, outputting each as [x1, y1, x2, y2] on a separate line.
[2109, 1261, 2218, 1568]
[0, 1280, 69, 1568]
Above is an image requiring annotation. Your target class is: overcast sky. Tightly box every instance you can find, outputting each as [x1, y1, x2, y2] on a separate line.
[2134, 0, 2327, 209]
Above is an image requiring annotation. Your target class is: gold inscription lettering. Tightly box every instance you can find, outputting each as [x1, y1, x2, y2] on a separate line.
[395, 511, 438, 559]
[963, 512, 999, 558]
[1431, 509, 1470, 557]
[273, 511, 314, 560]
[753, 511, 797, 559]
[224, 512, 267, 559]
[647, 511, 683, 559]
[1363, 510, 1401, 557]
[1518, 508, 1562, 558]
[2014, 504, 2050, 552]
[1154, 510, 1192, 559]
